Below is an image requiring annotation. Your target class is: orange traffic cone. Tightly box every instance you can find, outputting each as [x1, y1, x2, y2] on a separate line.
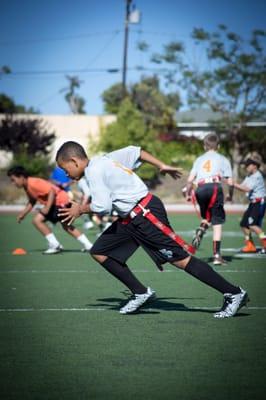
[12, 248, 27, 255]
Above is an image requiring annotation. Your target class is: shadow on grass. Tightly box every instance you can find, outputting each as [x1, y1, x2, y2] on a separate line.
[85, 295, 249, 317]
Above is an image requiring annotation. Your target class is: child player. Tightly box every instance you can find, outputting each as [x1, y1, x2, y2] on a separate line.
[233, 153, 266, 254]
[185, 133, 234, 265]
[7, 166, 93, 254]
[56, 141, 248, 318]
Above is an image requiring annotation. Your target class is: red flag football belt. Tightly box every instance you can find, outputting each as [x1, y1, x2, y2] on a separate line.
[251, 197, 265, 204]
[122, 193, 196, 255]
[198, 176, 221, 186]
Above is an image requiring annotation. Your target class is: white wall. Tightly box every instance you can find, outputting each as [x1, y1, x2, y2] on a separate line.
[0, 114, 116, 166]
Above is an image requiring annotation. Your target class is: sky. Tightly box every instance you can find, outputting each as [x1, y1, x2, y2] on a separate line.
[0, 0, 265, 115]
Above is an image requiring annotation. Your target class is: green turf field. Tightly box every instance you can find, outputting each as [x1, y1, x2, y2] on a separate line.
[0, 213, 265, 400]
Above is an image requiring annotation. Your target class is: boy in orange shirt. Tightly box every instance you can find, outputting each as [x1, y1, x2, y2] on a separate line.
[7, 166, 93, 254]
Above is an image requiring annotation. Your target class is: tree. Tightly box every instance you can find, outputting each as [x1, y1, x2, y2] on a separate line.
[151, 26, 266, 177]
[92, 98, 199, 185]
[0, 115, 55, 175]
[0, 93, 39, 114]
[61, 75, 86, 114]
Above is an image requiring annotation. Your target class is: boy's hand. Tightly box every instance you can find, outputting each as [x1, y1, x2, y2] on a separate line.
[17, 213, 25, 223]
[160, 164, 183, 179]
[58, 201, 82, 225]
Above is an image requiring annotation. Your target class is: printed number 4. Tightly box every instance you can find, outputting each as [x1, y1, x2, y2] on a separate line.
[202, 160, 211, 173]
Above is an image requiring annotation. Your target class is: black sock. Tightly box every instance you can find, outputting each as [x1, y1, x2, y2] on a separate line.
[213, 241, 221, 255]
[185, 257, 240, 295]
[101, 258, 147, 294]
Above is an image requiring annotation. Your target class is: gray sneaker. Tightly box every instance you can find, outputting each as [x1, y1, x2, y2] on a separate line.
[120, 287, 156, 314]
[214, 288, 249, 318]
[192, 227, 206, 249]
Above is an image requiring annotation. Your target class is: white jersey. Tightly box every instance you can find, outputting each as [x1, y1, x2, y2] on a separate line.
[84, 146, 148, 217]
[190, 150, 232, 183]
[242, 170, 266, 201]
[77, 177, 91, 198]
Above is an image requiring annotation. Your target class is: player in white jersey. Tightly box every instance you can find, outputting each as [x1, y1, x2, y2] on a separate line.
[185, 133, 234, 265]
[234, 154, 266, 254]
[55, 141, 248, 318]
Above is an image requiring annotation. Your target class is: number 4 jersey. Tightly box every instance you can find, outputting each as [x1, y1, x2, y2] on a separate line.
[190, 150, 232, 184]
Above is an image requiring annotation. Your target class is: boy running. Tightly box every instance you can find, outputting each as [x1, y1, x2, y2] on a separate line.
[7, 166, 93, 254]
[234, 154, 266, 254]
[185, 133, 233, 265]
[55, 141, 248, 318]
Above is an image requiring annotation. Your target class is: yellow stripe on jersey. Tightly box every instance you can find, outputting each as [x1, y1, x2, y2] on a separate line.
[113, 161, 133, 175]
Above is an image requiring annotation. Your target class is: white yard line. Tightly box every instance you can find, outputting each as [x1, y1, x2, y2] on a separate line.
[0, 306, 265, 312]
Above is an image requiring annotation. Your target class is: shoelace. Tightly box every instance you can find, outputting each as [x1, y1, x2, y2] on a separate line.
[220, 295, 233, 311]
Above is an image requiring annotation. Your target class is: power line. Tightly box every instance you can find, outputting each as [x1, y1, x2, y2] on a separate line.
[0, 30, 122, 45]
[4, 66, 171, 78]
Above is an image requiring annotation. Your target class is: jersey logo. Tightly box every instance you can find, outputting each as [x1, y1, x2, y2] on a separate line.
[113, 161, 133, 175]
[159, 249, 173, 258]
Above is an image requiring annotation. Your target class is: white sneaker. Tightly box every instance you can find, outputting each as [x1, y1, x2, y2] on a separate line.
[81, 244, 92, 252]
[214, 288, 249, 318]
[83, 221, 94, 230]
[119, 287, 156, 314]
[213, 254, 227, 265]
[43, 245, 63, 255]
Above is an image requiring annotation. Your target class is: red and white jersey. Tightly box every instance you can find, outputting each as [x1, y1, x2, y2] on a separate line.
[190, 150, 232, 184]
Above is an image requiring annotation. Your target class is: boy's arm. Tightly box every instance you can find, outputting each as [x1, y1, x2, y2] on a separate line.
[40, 189, 56, 216]
[17, 199, 35, 223]
[233, 182, 251, 193]
[140, 150, 182, 179]
[223, 177, 234, 202]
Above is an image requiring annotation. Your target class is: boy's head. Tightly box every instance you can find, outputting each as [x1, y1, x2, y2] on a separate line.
[7, 166, 28, 188]
[242, 153, 262, 174]
[203, 133, 220, 151]
[56, 141, 88, 180]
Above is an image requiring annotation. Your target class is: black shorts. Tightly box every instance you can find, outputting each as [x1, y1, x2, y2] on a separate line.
[90, 195, 189, 269]
[240, 201, 266, 228]
[195, 183, 225, 225]
[40, 204, 69, 224]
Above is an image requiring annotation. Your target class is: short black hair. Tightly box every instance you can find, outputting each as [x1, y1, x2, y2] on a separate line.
[56, 141, 88, 162]
[7, 166, 29, 178]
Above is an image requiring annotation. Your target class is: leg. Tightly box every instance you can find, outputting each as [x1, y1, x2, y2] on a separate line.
[192, 219, 210, 249]
[172, 256, 249, 318]
[250, 225, 266, 253]
[212, 224, 227, 265]
[91, 254, 155, 314]
[61, 223, 93, 251]
[32, 212, 61, 253]
[91, 254, 147, 294]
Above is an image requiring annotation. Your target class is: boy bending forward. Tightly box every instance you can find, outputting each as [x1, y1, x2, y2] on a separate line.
[57, 142, 248, 318]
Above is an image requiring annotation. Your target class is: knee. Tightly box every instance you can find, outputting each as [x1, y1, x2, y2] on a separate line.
[173, 256, 191, 270]
[90, 253, 107, 264]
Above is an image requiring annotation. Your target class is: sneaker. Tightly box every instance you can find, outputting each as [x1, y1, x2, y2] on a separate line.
[214, 288, 249, 318]
[43, 245, 63, 255]
[192, 227, 206, 249]
[259, 248, 266, 255]
[119, 287, 156, 314]
[241, 240, 256, 253]
[213, 254, 227, 265]
[83, 221, 94, 230]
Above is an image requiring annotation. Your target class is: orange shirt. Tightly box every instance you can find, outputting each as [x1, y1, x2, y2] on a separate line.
[26, 177, 69, 206]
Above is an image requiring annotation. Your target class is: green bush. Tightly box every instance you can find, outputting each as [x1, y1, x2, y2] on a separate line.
[9, 152, 53, 178]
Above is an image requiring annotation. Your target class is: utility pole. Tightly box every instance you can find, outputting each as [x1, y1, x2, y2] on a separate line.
[122, 0, 132, 96]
